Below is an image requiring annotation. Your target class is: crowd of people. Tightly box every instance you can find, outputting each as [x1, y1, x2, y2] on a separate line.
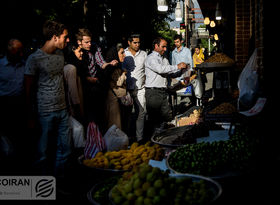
[0, 20, 207, 182]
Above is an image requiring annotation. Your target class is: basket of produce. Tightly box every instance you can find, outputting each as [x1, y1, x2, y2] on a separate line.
[151, 123, 209, 148]
[166, 127, 259, 178]
[88, 176, 121, 205]
[108, 163, 222, 205]
[175, 106, 203, 127]
[80, 142, 164, 172]
[204, 101, 238, 122]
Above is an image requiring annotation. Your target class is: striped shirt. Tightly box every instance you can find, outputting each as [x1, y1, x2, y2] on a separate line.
[88, 47, 106, 77]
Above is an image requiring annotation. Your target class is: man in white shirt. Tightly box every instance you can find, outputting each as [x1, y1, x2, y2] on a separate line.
[123, 34, 147, 143]
[145, 37, 189, 134]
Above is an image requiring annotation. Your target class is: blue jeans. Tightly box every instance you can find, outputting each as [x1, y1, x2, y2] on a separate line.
[37, 109, 72, 176]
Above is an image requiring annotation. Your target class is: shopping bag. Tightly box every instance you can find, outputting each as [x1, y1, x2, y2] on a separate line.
[237, 48, 259, 110]
[69, 116, 85, 148]
[103, 124, 129, 151]
[119, 91, 133, 106]
[191, 77, 203, 99]
[184, 85, 192, 94]
[84, 121, 106, 159]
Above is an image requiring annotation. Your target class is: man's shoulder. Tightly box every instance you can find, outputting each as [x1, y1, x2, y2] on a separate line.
[182, 47, 191, 52]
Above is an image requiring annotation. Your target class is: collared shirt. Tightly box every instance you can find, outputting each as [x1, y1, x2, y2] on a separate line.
[145, 51, 179, 88]
[0, 56, 25, 96]
[171, 46, 193, 68]
[123, 48, 147, 90]
[171, 46, 193, 81]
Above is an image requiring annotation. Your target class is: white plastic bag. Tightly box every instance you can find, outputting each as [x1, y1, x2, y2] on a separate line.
[237, 48, 259, 110]
[191, 77, 203, 99]
[103, 124, 129, 151]
[69, 116, 85, 148]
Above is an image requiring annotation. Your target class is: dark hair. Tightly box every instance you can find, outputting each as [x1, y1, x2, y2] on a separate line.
[173, 34, 182, 41]
[42, 20, 67, 41]
[75, 28, 92, 42]
[152, 37, 166, 49]
[106, 43, 123, 63]
[128, 33, 140, 42]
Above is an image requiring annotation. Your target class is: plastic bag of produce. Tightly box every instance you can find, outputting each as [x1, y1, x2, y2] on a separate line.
[237, 48, 259, 110]
[103, 124, 129, 151]
[84, 121, 106, 159]
[191, 76, 203, 99]
[69, 116, 85, 148]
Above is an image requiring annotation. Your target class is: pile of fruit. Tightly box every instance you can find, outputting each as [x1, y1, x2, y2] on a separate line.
[83, 142, 164, 170]
[167, 127, 259, 176]
[110, 164, 215, 205]
[205, 53, 235, 64]
[208, 102, 237, 115]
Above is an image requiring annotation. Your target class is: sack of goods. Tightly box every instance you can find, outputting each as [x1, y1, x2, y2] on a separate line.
[104, 124, 129, 151]
[69, 116, 85, 148]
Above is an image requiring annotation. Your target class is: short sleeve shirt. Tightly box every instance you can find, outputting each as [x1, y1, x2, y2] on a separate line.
[0, 56, 25, 96]
[25, 49, 66, 113]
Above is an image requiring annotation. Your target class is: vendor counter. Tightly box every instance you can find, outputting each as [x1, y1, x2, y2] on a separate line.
[196, 62, 234, 99]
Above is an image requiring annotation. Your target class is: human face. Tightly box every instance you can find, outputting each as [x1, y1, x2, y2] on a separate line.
[118, 48, 125, 63]
[195, 47, 200, 55]
[155, 39, 167, 56]
[56, 29, 69, 49]
[73, 46, 83, 60]
[7, 39, 24, 63]
[78, 36, 91, 51]
[174, 38, 182, 49]
[128, 38, 140, 52]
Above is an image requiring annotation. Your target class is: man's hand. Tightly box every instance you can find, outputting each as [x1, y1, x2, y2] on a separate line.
[101, 60, 119, 69]
[110, 59, 119, 66]
[87, 76, 99, 83]
[177, 62, 190, 70]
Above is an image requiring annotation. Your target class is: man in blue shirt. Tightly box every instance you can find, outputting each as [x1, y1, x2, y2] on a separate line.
[171, 34, 193, 82]
[0, 38, 25, 160]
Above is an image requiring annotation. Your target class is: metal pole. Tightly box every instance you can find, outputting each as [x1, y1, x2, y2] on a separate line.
[184, 0, 187, 46]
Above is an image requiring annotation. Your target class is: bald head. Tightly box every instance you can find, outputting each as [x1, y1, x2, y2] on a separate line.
[7, 39, 24, 63]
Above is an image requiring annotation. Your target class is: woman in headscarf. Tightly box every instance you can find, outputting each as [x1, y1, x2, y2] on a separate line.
[104, 43, 129, 133]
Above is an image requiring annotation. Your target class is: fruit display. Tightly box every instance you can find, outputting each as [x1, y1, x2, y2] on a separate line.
[208, 102, 237, 115]
[110, 163, 220, 205]
[83, 142, 164, 171]
[88, 176, 121, 205]
[205, 53, 235, 64]
[167, 127, 259, 177]
[176, 108, 203, 126]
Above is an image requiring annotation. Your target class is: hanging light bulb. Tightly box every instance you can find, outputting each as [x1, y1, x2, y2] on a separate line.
[210, 20, 216, 27]
[175, 2, 182, 21]
[215, 2, 222, 20]
[214, 34, 219, 40]
[157, 0, 168, 12]
[204, 17, 210, 25]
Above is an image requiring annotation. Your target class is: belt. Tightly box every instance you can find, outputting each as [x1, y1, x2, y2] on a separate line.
[146, 87, 166, 91]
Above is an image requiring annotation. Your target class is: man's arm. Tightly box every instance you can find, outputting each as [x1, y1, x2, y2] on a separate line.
[24, 74, 36, 128]
[146, 57, 187, 74]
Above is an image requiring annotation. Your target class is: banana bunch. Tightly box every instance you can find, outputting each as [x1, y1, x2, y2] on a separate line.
[83, 142, 164, 170]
